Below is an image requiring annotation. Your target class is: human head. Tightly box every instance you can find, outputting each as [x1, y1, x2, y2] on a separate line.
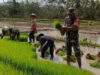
[67, 7, 75, 18]
[36, 33, 44, 41]
[30, 13, 36, 19]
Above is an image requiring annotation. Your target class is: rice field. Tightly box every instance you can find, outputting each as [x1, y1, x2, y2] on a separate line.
[0, 36, 94, 75]
[0, 62, 27, 75]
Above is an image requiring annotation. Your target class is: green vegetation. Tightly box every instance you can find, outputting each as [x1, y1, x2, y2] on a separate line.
[0, 18, 30, 22]
[0, 18, 100, 25]
[0, 0, 100, 20]
[63, 56, 76, 63]
[90, 62, 100, 69]
[52, 37, 100, 48]
[91, 55, 98, 60]
[0, 36, 94, 75]
[0, 62, 26, 75]
[53, 20, 62, 30]
[80, 38, 100, 47]
[58, 50, 66, 56]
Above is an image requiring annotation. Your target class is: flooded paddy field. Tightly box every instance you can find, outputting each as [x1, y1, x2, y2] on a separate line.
[0, 21, 100, 75]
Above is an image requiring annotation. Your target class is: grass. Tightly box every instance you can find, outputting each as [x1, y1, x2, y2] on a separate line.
[0, 18, 30, 22]
[0, 36, 94, 75]
[0, 61, 27, 75]
[90, 62, 100, 69]
[0, 18, 100, 25]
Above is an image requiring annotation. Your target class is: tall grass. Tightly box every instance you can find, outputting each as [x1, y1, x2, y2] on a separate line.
[0, 62, 27, 75]
[0, 37, 94, 75]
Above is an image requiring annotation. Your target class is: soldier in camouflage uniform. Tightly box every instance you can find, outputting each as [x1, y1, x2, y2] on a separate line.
[60, 7, 81, 68]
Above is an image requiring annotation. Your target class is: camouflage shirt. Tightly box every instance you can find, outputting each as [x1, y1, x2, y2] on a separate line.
[65, 16, 79, 41]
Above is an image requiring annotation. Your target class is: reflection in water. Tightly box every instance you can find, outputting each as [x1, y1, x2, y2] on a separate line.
[45, 56, 59, 63]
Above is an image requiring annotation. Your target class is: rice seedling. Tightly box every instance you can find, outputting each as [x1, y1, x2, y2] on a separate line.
[90, 62, 100, 69]
[0, 61, 27, 75]
[53, 20, 62, 30]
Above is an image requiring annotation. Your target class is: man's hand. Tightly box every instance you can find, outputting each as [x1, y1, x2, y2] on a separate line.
[60, 28, 65, 36]
[59, 26, 67, 36]
[61, 25, 78, 31]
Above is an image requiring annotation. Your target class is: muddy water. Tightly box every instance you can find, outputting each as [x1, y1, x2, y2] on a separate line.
[38, 30, 100, 44]
[1, 21, 100, 43]
[36, 41, 100, 75]
[55, 42, 100, 75]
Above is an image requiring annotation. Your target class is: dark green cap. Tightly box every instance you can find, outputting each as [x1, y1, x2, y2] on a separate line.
[67, 7, 75, 14]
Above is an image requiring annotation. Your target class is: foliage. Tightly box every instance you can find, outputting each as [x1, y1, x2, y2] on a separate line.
[90, 62, 100, 68]
[0, 0, 100, 20]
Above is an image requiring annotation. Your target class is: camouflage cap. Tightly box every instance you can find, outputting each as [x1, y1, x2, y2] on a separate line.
[67, 7, 75, 14]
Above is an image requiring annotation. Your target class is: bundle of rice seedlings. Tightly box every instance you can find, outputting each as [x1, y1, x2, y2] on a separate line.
[53, 20, 62, 30]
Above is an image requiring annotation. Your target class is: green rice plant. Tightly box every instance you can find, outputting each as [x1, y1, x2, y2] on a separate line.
[90, 62, 100, 68]
[58, 50, 66, 56]
[63, 55, 76, 63]
[53, 20, 62, 30]
[0, 38, 94, 75]
[0, 62, 27, 75]
[91, 55, 98, 60]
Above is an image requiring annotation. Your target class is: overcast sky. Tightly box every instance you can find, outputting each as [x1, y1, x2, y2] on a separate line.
[0, 0, 41, 3]
[0, 0, 7, 3]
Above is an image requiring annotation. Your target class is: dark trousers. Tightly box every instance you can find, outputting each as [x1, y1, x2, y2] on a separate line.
[41, 39, 54, 58]
[29, 31, 35, 43]
[11, 32, 20, 40]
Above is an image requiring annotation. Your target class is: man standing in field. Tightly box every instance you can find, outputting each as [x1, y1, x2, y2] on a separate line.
[60, 7, 81, 68]
[29, 13, 37, 44]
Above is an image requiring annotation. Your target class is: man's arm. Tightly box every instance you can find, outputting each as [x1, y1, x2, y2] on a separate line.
[39, 41, 48, 52]
[62, 17, 79, 31]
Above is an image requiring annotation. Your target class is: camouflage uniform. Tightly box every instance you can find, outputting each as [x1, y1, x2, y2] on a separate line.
[65, 16, 81, 57]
